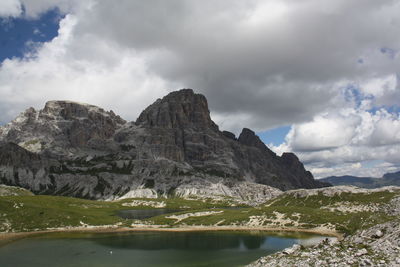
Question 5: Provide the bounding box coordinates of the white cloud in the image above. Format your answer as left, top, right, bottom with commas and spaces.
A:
0, 14, 174, 122
310, 161, 397, 179
244, 1, 289, 26
1, 0, 400, 126
35, 0, 400, 131
360, 75, 397, 98
289, 112, 360, 151
271, 103, 400, 177
0, 0, 21, 17
369, 111, 400, 146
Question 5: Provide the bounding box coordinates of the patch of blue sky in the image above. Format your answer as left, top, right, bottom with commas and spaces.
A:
257, 125, 291, 146
368, 105, 400, 115
342, 83, 372, 108
385, 105, 400, 113
0, 8, 63, 62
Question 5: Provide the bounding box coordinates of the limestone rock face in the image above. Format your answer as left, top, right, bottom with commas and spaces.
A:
0, 100, 126, 156
0, 142, 42, 167
0, 89, 328, 200
238, 128, 269, 151
41, 100, 126, 147
136, 89, 218, 130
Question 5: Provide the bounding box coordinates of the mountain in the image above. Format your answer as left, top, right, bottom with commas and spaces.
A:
0, 89, 328, 200
319, 171, 400, 188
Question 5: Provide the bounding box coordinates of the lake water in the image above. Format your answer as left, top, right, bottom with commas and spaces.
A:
0, 231, 330, 267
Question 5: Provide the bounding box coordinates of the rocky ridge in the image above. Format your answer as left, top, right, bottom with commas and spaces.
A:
0, 100, 126, 156
0, 89, 328, 201
247, 187, 400, 267
247, 220, 400, 267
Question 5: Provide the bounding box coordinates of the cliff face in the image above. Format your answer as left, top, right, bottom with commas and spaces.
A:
0, 100, 125, 157
136, 89, 218, 130
0, 89, 328, 200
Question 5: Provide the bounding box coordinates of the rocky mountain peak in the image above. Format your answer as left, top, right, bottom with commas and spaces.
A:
238, 128, 258, 145
40, 100, 125, 124
238, 128, 275, 156
136, 89, 218, 130
43, 100, 91, 118
281, 152, 300, 164
222, 131, 236, 140
0, 100, 126, 154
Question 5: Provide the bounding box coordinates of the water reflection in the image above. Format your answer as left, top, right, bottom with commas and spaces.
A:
92, 232, 290, 251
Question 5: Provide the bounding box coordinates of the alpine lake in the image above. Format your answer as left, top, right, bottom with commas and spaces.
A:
0, 209, 334, 267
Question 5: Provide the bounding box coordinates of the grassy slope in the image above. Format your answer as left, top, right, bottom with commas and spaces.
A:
0, 190, 398, 235
0, 196, 124, 231
0, 195, 242, 232
148, 191, 399, 235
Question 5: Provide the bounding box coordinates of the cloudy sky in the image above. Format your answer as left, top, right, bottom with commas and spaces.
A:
0, 0, 399, 178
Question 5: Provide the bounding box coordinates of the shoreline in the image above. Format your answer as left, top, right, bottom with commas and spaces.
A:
0, 225, 343, 244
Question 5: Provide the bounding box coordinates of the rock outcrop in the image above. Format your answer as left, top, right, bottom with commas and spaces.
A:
247, 186, 400, 266
0, 184, 34, 196
247, 220, 400, 267
0, 100, 125, 156
0, 89, 328, 200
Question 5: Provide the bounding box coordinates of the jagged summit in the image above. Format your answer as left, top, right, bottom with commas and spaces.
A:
136, 89, 218, 130
0, 100, 126, 154
0, 89, 329, 200
238, 128, 276, 155
41, 100, 125, 123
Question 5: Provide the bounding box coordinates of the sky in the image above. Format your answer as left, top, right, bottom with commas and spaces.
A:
0, 0, 399, 178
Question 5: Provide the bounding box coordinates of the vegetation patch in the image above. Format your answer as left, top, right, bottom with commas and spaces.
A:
0, 189, 398, 236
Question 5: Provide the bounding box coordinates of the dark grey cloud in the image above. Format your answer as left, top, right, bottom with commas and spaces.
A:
60, 0, 400, 131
